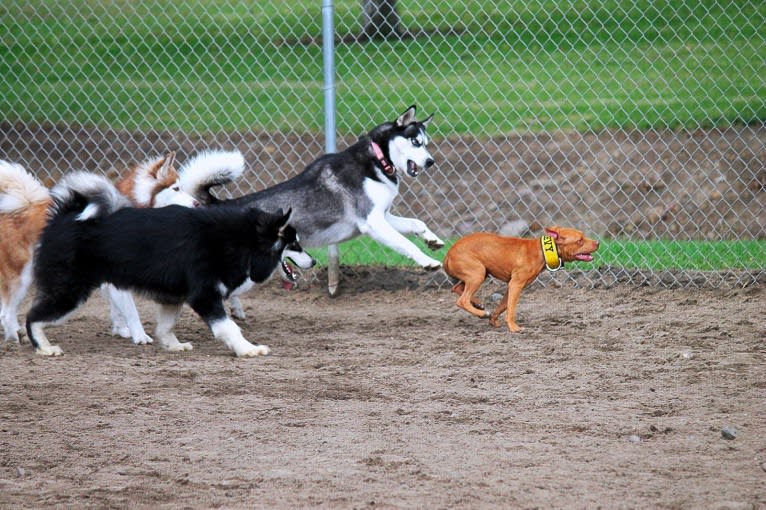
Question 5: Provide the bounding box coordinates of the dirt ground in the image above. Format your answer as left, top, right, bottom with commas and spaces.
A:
1, 271, 764, 509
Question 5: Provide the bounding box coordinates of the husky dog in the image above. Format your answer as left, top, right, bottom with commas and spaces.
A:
183, 105, 444, 271
26, 172, 304, 357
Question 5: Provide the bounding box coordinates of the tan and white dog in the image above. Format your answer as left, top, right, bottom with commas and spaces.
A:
0, 150, 245, 344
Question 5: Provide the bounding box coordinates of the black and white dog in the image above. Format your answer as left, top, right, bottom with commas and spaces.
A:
26, 172, 311, 357
182, 105, 444, 270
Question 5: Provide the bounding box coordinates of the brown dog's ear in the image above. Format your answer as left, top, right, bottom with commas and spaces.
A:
544, 226, 560, 239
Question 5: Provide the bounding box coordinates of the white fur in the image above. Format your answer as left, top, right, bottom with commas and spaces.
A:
361, 178, 442, 269
0, 160, 49, 213
51, 172, 131, 217
178, 150, 245, 197
130, 157, 167, 206
210, 317, 269, 357
283, 247, 315, 269
153, 185, 197, 208
1, 260, 34, 342
154, 304, 192, 352
101, 286, 153, 344
30, 322, 63, 356
388, 127, 432, 176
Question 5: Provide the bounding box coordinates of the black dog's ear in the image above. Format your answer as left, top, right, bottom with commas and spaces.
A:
277, 207, 292, 234
421, 112, 434, 129
396, 105, 417, 126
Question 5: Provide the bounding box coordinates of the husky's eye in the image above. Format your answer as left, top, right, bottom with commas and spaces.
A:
172, 186, 180, 191
410, 138, 422, 148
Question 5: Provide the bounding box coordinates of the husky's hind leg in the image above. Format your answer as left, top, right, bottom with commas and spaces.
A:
25, 288, 89, 356
104, 284, 153, 344
155, 303, 192, 352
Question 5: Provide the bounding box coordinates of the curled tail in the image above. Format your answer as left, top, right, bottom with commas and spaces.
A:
178, 150, 245, 204
50, 171, 130, 221
0, 160, 50, 213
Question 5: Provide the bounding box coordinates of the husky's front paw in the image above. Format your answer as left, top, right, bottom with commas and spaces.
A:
421, 258, 442, 271
237, 344, 270, 357
3, 328, 22, 343
165, 341, 193, 352
230, 307, 246, 320
111, 324, 131, 339
131, 333, 154, 345
425, 237, 445, 250
36, 345, 63, 356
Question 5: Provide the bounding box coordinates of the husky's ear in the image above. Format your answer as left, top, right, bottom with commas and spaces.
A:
421, 112, 434, 129
157, 151, 176, 180
396, 105, 417, 126
277, 207, 293, 234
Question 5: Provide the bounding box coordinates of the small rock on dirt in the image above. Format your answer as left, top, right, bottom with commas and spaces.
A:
721, 426, 737, 440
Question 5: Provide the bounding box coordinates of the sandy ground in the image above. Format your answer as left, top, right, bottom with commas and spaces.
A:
1, 273, 764, 509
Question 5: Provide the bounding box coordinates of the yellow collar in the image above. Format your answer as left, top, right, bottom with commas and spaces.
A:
540, 235, 562, 271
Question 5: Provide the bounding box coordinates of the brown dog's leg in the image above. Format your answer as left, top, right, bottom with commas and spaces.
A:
451, 281, 484, 310
504, 280, 528, 332
455, 277, 490, 319
489, 287, 508, 327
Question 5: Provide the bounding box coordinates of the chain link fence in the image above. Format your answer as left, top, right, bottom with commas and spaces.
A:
2, 1, 764, 288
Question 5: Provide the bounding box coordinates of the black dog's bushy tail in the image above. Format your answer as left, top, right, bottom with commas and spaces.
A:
49, 171, 130, 221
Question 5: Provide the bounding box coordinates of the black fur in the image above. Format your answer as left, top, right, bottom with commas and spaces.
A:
26, 201, 294, 349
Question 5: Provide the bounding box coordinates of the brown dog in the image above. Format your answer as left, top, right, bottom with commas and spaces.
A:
443, 226, 599, 332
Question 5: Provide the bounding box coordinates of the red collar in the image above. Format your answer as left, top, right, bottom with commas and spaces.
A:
370, 141, 395, 176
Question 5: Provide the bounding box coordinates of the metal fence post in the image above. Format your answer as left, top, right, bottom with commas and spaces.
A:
322, 0, 340, 296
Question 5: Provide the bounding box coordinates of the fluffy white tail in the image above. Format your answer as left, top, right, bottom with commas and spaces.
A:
178, 150, 245, 202
0, 160, 50, 213
50, 171, 131, 221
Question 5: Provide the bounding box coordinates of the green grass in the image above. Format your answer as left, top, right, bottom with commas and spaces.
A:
1, 0, 764, 135
308, 237, 766, 271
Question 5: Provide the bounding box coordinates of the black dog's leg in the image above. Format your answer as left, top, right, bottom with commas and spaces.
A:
25, 290, 90, 356
188, 291, 269, 357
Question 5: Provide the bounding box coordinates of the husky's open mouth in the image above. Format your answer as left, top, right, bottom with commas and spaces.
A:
281, 260, 297, 282
406, 160, 419, 177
